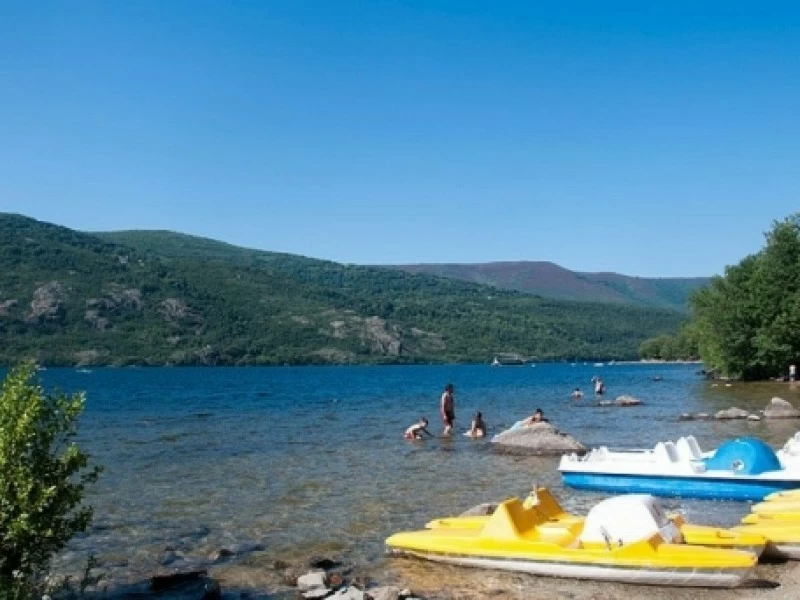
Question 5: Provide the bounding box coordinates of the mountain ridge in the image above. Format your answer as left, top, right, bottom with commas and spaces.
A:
0, 213, 686, 366
390, 261, 708, 311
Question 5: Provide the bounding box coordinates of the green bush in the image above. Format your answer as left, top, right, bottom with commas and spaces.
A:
0, 363, 100, 599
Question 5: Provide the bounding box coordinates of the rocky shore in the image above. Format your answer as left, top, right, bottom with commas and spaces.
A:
680, 397, 800, 422
54, 548, 428, 600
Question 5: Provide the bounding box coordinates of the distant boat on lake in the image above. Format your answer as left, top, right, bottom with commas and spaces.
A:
492, 355, 526, 366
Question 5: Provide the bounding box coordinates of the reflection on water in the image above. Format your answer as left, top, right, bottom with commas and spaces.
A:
23, 365, 800, 598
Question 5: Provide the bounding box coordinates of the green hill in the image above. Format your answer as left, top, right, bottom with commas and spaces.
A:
392, 262, 708, 312
0, 214, 686, 366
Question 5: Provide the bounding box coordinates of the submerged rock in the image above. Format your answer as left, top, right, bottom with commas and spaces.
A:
679, 412, 711, 421
150, 569, 208, 591
491, 422, 586, 456
764, 397, 800, 419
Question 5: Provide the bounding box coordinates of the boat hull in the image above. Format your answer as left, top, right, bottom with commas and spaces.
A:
389, 549, 750, 587
561, 472, 800, 501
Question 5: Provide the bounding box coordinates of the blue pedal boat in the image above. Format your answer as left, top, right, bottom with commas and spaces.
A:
558, 436, 800, 501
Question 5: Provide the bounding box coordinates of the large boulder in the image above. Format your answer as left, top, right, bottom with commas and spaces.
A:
715, 407, 750, 420
764, 397, 800, 419
491, 422, 586, 456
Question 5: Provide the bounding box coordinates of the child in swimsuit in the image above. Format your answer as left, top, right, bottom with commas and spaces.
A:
466, 411, 486, 438
404, 418, 432, 440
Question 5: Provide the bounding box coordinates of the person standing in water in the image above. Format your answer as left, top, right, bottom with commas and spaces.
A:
440, 383, 455, 435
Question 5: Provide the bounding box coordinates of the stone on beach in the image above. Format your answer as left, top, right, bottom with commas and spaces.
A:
491, 422, 586, 455
330, 586, 368, 600
764, 397, 800, 419
297, 570, 328, 592
367, 586, 402, 600
304, 586, 333, 599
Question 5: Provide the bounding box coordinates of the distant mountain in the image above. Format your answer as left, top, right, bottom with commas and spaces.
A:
391, 262, 709, 312
0, 214, 686, 366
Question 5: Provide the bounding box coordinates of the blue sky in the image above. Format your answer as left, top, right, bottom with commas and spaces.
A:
1, 1, 798, 277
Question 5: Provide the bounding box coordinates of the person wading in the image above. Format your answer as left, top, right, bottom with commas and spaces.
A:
440, 383, 455, 436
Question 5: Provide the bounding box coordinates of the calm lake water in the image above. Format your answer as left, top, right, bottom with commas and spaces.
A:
20, 364, 800, 598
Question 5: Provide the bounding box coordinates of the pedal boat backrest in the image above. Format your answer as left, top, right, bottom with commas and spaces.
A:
653, 441, 679, 464
478, 497, 549, 540
676, 436, 703, 461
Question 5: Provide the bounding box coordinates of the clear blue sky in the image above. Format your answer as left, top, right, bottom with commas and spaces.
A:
1, 1, 798, 277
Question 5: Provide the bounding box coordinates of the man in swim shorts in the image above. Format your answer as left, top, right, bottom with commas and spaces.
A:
440, 383, 455, 435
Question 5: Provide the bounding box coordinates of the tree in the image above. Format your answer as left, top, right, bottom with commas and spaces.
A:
691, 214, 800, 379
0, 363, 101, 598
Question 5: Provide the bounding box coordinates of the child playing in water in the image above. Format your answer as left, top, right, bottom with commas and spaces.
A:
404, 418, 433, 440
465, 411, 486, 438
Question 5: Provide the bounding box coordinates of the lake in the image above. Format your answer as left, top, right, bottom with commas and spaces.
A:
22, 363, 800, 598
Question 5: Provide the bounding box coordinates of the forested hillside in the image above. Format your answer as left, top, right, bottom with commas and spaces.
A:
0, 214, 685, 366
393, 262, 708, 312
639, 213, 800, 379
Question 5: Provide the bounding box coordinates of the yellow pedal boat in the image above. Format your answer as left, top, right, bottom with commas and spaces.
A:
426, 487, 766, 556
741, 510, 800, 525
764, 488, 800, 502
732, 520, 800, 559
750, 499, 800, 515
386, 493, 757, 587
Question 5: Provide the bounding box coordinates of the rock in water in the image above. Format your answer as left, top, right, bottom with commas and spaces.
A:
614, 395, 642, 406
459, 503, 496, 517
715, 407, 749, 420
678, 412, 711, 421
764, 397, 800, 419
491, 422, 586, 456
150, 569, 208, 591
